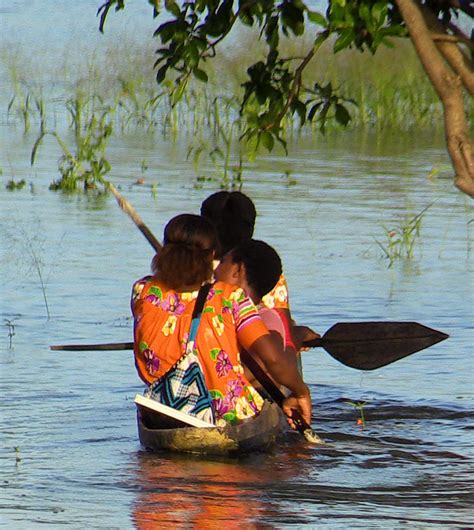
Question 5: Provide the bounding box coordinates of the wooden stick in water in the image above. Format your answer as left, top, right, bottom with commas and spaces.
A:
107, 182, 162, 252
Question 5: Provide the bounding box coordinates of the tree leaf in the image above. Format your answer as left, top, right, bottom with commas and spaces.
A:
372, 1, 388, 26
193, 68, 208, 82
260, 131, 275, 152
307, 10, 327, 27
156, 64, 169, 84
335, 103, 351, 126
334, 29, 355, 53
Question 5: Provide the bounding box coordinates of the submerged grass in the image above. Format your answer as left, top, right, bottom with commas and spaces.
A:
1, 33, 457, 133
375, 204, 433, 267
3, 32, 471, 189
4, 318, 17, 349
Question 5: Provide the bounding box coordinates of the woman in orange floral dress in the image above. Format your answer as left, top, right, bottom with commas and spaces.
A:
131, 213, 311, 428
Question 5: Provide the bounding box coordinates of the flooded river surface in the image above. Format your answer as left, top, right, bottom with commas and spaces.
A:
1, 2, 473, 528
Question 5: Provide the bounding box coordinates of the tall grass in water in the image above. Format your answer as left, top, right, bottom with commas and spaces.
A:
2, 34, 458, 134
4, 33, 471, 189
308, 39, 447, 130
31, 93, 115, 192
375, 204, 433, 267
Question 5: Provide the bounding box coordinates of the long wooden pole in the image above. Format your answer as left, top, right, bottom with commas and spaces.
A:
107, 182, 162, 252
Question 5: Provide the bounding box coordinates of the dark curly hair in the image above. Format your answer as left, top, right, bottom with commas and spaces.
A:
152, 214, 218, 289
230, 239, 282, 300
200, 191, 257, 258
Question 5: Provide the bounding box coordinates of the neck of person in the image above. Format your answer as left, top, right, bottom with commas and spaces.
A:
155, 275, 206, 293
242, 282, 261, 306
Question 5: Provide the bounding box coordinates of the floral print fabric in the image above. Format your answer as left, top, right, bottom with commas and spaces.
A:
131, 277, 269, 425
261, 273, 289, 310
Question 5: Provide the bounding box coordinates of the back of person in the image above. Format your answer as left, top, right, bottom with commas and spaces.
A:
131, 213, 312, 429
132, 276, 267, 424
215, 238, 294, 357
201, 191, 291, 312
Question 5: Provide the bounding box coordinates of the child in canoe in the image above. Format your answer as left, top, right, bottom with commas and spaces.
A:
214, 238, 297, 390
131, 213, 311, 429
200, 190, 320, 351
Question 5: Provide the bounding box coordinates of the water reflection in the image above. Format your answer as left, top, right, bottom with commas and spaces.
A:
131, 438, 315, 528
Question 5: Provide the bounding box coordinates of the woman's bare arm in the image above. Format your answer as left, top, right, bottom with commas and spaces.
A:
248, 334, 312, 425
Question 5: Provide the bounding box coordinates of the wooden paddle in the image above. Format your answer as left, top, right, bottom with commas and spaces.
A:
302, 321, 449, 370
50, 321, 448, 370
106, 182, 162, 252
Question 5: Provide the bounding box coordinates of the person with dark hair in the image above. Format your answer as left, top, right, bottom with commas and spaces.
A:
200, 191, 257, 258
215, 239, 297, 389
201, 191, 319, 350
131, 213, 311, 428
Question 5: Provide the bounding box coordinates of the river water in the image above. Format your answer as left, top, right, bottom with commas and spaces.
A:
1, 2, 474, 528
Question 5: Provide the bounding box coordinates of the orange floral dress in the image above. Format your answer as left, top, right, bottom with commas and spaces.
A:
261, 273, 289, 309
131, 277, 270, 425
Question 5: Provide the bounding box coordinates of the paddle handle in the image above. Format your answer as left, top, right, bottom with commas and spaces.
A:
302, 338, 324, 348
50, 342, 134, 351
107, 183, 162, 253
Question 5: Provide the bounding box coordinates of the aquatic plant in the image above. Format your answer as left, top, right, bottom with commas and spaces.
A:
6, 68, 47, 134
4, 318, 17, 349
187, 94, 245, 190
31, 95, 114, 192
282, 170, 297, 187
375, 204, 432, 267
345, 400, 367, 427
5, 179, 26, 191
9, 225, 52, 320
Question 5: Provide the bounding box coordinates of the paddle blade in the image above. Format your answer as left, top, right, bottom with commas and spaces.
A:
317, 322, 449, 370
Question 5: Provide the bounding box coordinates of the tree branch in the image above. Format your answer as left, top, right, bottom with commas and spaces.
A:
424, 8, 474, 95
395, 0, 474, 197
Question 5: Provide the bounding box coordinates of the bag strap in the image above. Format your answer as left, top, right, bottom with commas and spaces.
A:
188, 283, 212, 342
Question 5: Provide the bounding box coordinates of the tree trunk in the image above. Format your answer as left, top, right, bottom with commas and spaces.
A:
395, 0, 474, 197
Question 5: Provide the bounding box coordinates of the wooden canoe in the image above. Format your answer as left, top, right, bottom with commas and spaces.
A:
136, 400, 286, 456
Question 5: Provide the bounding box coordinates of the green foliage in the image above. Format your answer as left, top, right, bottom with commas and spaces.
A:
8, 90, 46, 134
99, 0, 409, 156
187, 94, 245, 189
327, 0, 406, 53
4, 318, 17, 349
345, 400, 368, 427
6, 179, 27, 191
306, 82, 357, 133
31, 95, 114, 193
375, 204, 432, 267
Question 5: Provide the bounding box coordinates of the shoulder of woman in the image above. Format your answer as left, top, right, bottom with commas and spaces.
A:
212, 281, 247, 301
132, 275, 153, 296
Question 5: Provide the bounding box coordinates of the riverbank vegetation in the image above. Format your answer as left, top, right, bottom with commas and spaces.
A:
97, 0, 473, 197
3, 34, 461, 193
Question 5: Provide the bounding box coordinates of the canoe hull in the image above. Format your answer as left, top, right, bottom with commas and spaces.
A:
136, 400, 285, 456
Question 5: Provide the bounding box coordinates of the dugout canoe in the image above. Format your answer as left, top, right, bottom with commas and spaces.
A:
136, 399, 286, 456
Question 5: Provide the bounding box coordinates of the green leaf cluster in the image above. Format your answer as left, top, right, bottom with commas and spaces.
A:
328, 0, 406, 54
31, 95, 114, 193
97, 0, 436, 157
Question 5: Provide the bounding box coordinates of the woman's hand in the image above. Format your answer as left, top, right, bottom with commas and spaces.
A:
282, 385, 312, 429
292, 325, 320, 352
